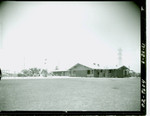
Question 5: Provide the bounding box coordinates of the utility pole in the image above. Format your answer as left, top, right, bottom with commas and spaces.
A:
44, 58, 47, 69
44, 58, 47, 77
23, 56, 25, 69
118, 48, 122, 66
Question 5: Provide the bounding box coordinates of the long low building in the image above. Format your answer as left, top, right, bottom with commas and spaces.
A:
51, 70, 69, 76
51, 63, 130, 78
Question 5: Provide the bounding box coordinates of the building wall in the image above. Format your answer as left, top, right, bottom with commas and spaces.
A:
101, 67, 129, 78
93, 70, 99, 77
116, 69, 123, 77
53, 71, 68, 76
107, 69, 116, 77
69, 63, 93, 77
53, 64, 130, 78
99, 70, 105, 77
115, 67, 129, 78
97, 69, 129, 78
111, 69, 118, 77
69, 70, 88, 77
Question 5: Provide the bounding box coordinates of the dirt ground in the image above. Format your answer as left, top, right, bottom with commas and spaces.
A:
0, 77, 140, 111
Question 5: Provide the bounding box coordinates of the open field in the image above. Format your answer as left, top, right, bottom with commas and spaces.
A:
0, 77, 140, 111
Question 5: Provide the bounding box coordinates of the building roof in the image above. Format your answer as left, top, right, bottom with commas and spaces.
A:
50, 69, 67, 72
81, 63, 102, 69
68, 63, 128, 70
51, 63, 129, 72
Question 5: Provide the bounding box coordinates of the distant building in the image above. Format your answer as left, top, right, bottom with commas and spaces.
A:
51, 63, 130, 78
51, 70, 69, 76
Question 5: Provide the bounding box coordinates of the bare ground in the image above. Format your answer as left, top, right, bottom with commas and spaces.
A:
0, 77, 140, 111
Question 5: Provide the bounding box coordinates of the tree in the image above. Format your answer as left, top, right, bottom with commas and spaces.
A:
20, 68, 41, 77
21, 69, 30, 77
17, 73, 25, 77
29, 68, 41, 77
41, 69, 48, 77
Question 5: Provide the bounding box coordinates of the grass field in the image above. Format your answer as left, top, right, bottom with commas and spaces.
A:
0, 77, 140, 111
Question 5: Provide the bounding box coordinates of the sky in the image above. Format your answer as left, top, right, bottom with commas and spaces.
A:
0, 1, 140, 73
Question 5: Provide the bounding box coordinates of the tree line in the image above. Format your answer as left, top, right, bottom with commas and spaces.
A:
18, 68, 48, 77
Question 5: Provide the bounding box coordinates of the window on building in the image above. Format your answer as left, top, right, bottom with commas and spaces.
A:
87, 70, 90, 74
